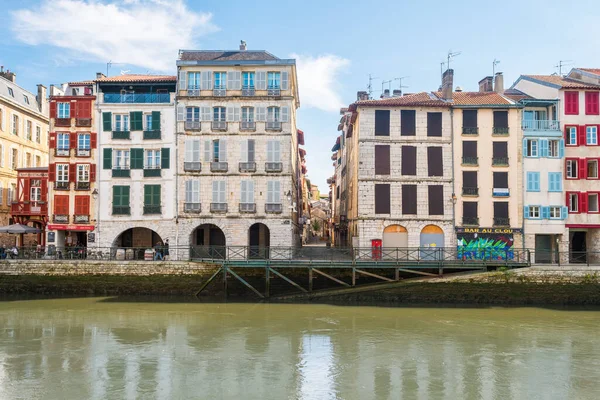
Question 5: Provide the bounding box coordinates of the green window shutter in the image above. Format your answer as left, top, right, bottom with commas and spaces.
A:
123, 186, 130, 206
113, 186, 121, 206
144, 185, 151, 206
130, 111, 142, 131
144, 185, 160, 206
153, 185, 161, 206
152, 111, 161, 130
131, 148, 143, 169
103, 112, 112, 131
103, 148, 112, 169
161, 148, 170, 169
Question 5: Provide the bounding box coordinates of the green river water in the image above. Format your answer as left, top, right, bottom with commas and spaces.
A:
0, 297, 599, 400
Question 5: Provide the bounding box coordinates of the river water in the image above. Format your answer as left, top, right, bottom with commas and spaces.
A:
0, 298, 599, 400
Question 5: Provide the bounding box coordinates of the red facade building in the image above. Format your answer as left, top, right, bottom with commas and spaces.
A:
10, 167, 48, 245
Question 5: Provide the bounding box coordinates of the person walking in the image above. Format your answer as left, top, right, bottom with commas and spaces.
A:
164, 239, 170, 261
153, 241, 164, 261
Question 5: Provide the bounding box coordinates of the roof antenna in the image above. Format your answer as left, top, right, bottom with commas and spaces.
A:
367, 74, 379, 99
394, 76, 409, 92
381, 79, 392, 95
493, 59, 500, 76
555, 60, 573, 76
447, 50, 461, 71
106, 60, 125, 76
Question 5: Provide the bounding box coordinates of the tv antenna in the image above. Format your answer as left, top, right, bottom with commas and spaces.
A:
493, 59, 500, 76
440, 61, 447, 78
447, 50, 461, 70
381, 79, 392, 94
394, 76, 409, 91
106, 60, 126, 76
555, 60, 573, 76
367, 74, 379, 98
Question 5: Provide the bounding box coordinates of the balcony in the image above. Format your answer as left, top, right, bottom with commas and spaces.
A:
11, 202, 47, 216
54, 181, 70, 190
112, 131, 130, 140
492, 188, 510, 197
211, 162, 228, 172
267, 87, 281, 96
185, 121, 201, 131
462, 127, 478, 135
53, 214, 69, 223
76, 181, 90, 190
187, 88, 200, 96
55, 148, 70, 157
143, 205, 161, 215
143, 130, 161, 140
77, 147, 91, 157
462, 187, 479, 196
184, 203, 201, 213
462, 156, 478, 166
103, 93, 171, 103
492, 157, 509, 166
76, 118, 92, 127
212, 121, 227, 131
73, 214, 89, 224
493, 217, 510, 227
143, 168, 161, 177
240, 121, 256, 131
213, 86, 227, 97
242, 87, 255, 96
183, 162, 201, 172
239, 162, 256, 172
266, 121, 282, 131
239, 203, 256, 213
265, 203, 283, 213
55, 118, 71, 127
522, 119, 560, 131
210, 203, 228, 213
112, 206, 130, 215
112, 168, 130, 178
462, 217, 479, 226
492, 127, 509, 135
265, 162, 283, 172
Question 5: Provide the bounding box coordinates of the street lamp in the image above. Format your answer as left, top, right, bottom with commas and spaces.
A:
286, 190, 292, 202
92, 188, 98, 200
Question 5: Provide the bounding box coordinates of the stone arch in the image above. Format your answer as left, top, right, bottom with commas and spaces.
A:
420, 224, 444, 248
112, 227, 163, 260
190, 223, 226, 259
249, 222, 270, 259
382, 224, 408, 248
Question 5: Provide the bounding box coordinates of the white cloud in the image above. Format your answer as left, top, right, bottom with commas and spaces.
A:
291, 53, 350, 113
11, 0, 218, 72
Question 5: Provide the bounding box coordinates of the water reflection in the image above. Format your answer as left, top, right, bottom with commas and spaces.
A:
0, 299, 599, 399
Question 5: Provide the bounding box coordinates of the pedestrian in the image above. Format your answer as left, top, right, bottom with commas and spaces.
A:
9, 246, 18, 259
153, 241, 164, 261
164, 239, 170, 261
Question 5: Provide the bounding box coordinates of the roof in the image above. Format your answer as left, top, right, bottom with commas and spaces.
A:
179, 50, 279, 62
520, 75, 600, 89
0, 75, 45, 117
16, 167, 48, 172
354, 92, 450, 108
434, 91, 516, 106
499, 88, 532, 102
578, 68, 600, 75
68, 80, 93, 86
95, 74, 176, 83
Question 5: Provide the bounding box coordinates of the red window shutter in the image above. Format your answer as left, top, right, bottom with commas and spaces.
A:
49, 132, 56, 149
54, 195, 69, 214
77, 196, 90, 215
90, 164, 96, 181
49, 101, 56, 119
69, 164, 76, 182
41, 179, 47, 202
565, 91, 579, 115
586, 92, 599, 115
69, 133, 77, 149
90, 132, 97, 148
23, 179, 30, 202
580, 192, 588, 213
80, 101, 92, 118
48, 163, 56, 182
578, 158, 587, 179
578, 125, 586, 146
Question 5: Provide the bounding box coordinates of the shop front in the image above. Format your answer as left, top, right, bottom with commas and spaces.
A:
456, 227, 521, 261
47, 223, 95, 255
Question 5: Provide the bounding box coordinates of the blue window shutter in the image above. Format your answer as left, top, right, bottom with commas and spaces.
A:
559, 139, 565, 158
557, 173, 562, 191
535, 173, 540, 191
526, 172, 532, 191
561, 206, 569, 220
549, 172, 555, 191
542, 206, 550, 219
523, 139, 528, 157
524, 205, 530, 219
540, 139, 548, 157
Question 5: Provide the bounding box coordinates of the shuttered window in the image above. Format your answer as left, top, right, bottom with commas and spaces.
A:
212, 181, 226, 203
144, 185, 161, 206
427, 112, 442, 137
374, 184, 390, 214
463, 171, 478, 189
493, 172, 509, 189
185, 139, 201, 162
400, 110, 416, 136
586, 92, 599, 115
463, 202, 478, 219
493, 111, 508, 128
548, 172, 562, 192
402, 185, 417, 215
401, 146, 416, 175
241, 180, 255, 203
112, 186, 130, 208
374, 110, 390, 136
241, 139, 255, 162
493, 142, 508, 158
267, 181, 280, 204
462, 110, 478, 128
427, 147, 443, 177
74, 195, 90, 215
493, 202, 509, 218
130, 111, 143, 131
526, 172, 540, 191
428, 185, 444, 215
53, 195, 69, 214
267, 140, 281, 162
185, 180, 200, 203
565, 91, 579, 115
374, 145, 390, 175
462, 141, 477, 157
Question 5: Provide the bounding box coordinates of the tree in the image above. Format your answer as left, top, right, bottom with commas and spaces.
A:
311, 219, 321, 233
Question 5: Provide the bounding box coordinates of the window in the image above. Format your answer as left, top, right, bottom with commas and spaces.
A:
185, 180, 200, 205
23, 95, 29, 105
493, 111, 509, 131
57, 102, 70, 119
9, 183, 16, 204
427, 147, 443, 176
57, 133, 70, 152
564, 91, 579, 115
588, 159, 599, 179
243, 72, 255, 88
528, 205, 540, 219
493, 142, 508, 164
212, 140, 220, 162
186, 107, 200, 122
213, 106, 226, 122
267, 106, 280, 122
428, 185, 444, 215
589, 193, 599, 213
35, 126, 41, 143
267, 72, 280, 89
145, 114, 153, 131
493, 202, 509, 220
114, 150, 130, 169
548, 172, 563, 192
26, 121, 32, 140
12, 114, 18, 135
548, 140, 560, 157
74, 196, 90, 216
114, 114, 130, 131
56, 164, 69, 182
0, 108, 3, 131
587, 126, 598, 145
462, 141, 478, 164
568, 192, 579, 212
25, 153, 31, 167
267, 140, 281, 162
214, 72, 227, 89
565, 126, 577, 146
566, 159, 578, 179
7, 88, 14, 97
585, 92, 599, 115
145, 150, 161, 169
493, 172, 509, 191
242, 107, 254, 122
241, 180, 255, 204
463, 202, 478, 224
375, 110, 390, 136
78, 133, 90, 150
0, 182, 3, 205
400, 110, 416, 136
402, 185, 417, 215
374, 145, 390, 175
374, 184, 390, 214
266, 181, 281, 205
77, 164, 89, 182
35, 155, 40, 167
188, 72, 201, 89
427, 112, 442, 137
11, 149, 18, 170
401, 146, 416, 175
241, 139, 255, 163
549, 206, 562, 219
53, 195, 69, 215
526, 172, 540, 191
185, 139, 201, 163
0, 144, 3, 167
143, 185, 161, 213
112, 186, 130, 215
525, 139, 538, 157
462, 110, 478, 132
30, 180, 41, 202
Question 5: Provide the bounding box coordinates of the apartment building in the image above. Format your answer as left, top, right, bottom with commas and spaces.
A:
175, 45, 301, 253
47, 81, 97, 248
95, 74, 177, 251
0, 68, 49, 246
10, 167, 48, 246
512, 68, 600, 262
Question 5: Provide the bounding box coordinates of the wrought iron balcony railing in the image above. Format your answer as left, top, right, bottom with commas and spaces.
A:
492, 157, 509, 166
267, 88, 281, 96
212, 121, 227, 131
76, 118, 92, 127
183, 162, 201, 172
462, 126, 478, 135
73, 214, 89, 224
493, 217, 510, 226
265, 203, 283, 213
54, 181, 70, 190
143, 168, 161, 177
76, 181, 90, 190
462, 156, 478, 166
143, 130, 161, 140
493, 127, 510, 135
77, 148, 90, 157
185, 121, 201, 130
55, 118, 71, 127
112, 131, 130, 140
103, 93, 171, 103
112, 206, 130, 215
143, 205, 161, 215
239, 203, 256, 213
213, 86, 227, 96
211, 162, 228, 172
53, 214, 69, 223
265, 162, 283, 172
112, 168, 130, 178
242, 87, 255, 96
210, 203, 228, 213
462, 217, 479, 226
266, 121, 282, 131
184, 203, 201, 213
55, 148, 70, 157
240, 121, 256, 130
187, 88, 200, 96
239, 162, 256, 172
462, 187, 479, 196
522, 119, 560, 131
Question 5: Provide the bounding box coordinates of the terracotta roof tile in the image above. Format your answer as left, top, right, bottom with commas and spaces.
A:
522, 75, 600, 89
68, 80, 93, 86
578, 68, 600, 75
95, 74, 176, 83
354, 92, 450, 108
433, 91, 515, 106
503, 88, 531, 102
179, 50, 279, 61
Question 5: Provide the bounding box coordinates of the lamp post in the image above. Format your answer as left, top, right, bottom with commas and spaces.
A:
92, 188, 99, 248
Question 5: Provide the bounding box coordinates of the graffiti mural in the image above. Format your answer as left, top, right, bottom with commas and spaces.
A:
456, 228, 516, 260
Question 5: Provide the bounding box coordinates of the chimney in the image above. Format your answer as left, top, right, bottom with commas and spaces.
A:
96, 72, 106, 79
36, 84, 47, 114
239, 40, 247, 51
494, 72, 504, 94
356, 91, 369, 101
455, 86, 463, 92
0, 67, 16, 83
478, 76, 493, 92
441, 69, 454, 100
392, 89, 402, 97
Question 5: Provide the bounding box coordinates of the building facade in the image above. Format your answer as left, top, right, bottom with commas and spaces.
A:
0, 68, 49, 246
10, 167, 48, 246
175, 47, 301, 254
47, 81, 97, 248
95, 74, 177, 251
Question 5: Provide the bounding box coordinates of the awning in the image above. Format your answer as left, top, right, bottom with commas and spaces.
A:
299, 148, 306, 157
331, 153, 338, 160
48, 224, 95, 231
331, 136, 341, 152
297, 129, 305, 145
0, 223, 41, 234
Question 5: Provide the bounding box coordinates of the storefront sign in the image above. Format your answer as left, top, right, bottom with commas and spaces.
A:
47, 224, 95, 231
492, 188, 510, 197
456, 227, 522, 234
47, 232, 55, 243
88, 232, 95, 243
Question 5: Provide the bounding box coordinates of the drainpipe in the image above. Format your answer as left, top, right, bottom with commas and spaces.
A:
95, 81, 101, 250
520, 108, 526, 260
450, 108, 456, 247
174, 69, 180, 258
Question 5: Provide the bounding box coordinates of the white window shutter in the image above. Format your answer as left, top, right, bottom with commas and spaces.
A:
256, 107, 266, 122
281, 71, 289, 90
185, 180, 192, 202
267, 181, 274, 203
274, 141, 281, 162
219, 181, 226, 203
177, 104, 185, 121
227, 71, 235, 90
204, 140, 211, 162
256, 72, 266, 90
241, 140, 248, 162
212, 181, 219, 203
185, 139, 192, 162
178, 70, 187, 91
267, 141, 273, 162
201, 107, 211, 122
234, 71, 242, 90
248, 180, 254, 203
281, 106, 289, 122
202, 70, 212, 90
219, 139, 227, 162
241, 181, 247, 203
193, 180, 200, 203
234, 105, 241, 121
193, 140, 200, 161
248, 139, 255, 162
274, 181, 281, 203
226, 106, 234, 122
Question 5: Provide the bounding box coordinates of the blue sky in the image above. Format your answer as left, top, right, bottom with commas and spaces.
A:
3, 0, 600, 192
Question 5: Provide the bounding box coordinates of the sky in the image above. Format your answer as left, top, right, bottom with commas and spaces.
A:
3, 0, 600, 192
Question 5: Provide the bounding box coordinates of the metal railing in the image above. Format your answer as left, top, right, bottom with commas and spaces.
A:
265, 162, 283, 172
55, 148, 70, 157
76, 181, 90, 190
266, 121, 282, 130
239, 162, 256, 172
143, 130, 161, 140
185, 121, 201, 130
77, 148, 91, 157
242, 87, 255, 96
522, 119, 560, 131
112, 168, 130, 178
211, 162, 228, 172
76, 118, 92, 127
53, 214, 69, 223
213, 87, 227, 97
267, 88, 281, 96
112, 131, 130, 140
462, 126, 478, 135
462, 156, 478, 166
112, 206, 130, 215
187, 89, 200, 97
462, 217, 479, 226
239, 203, 256, 213
184, 203, 201, 213
265, 203, 283, 213
462, 187, 479, 196
11, 202, 47, 215
55, 118, 71, 127
54, 181, 70, 190
103, 93, 171, 103
493, 127, 509, 135
212, 121, 227, 131
493, 217, 510, 226
240, 121, 256, 130
143, 168, 161, 177
492, 157, 509, 166
184, 162, 201, 172
73, 214, 89, 223
143, 205, 161, 215
210, 203, 228, 212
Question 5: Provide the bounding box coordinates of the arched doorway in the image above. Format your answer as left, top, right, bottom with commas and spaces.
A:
382, 225, 408, 248
113, 227, 162, 260
191, 224, 226, 259
249, 223, 270, 259
420, 225, 444, 260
